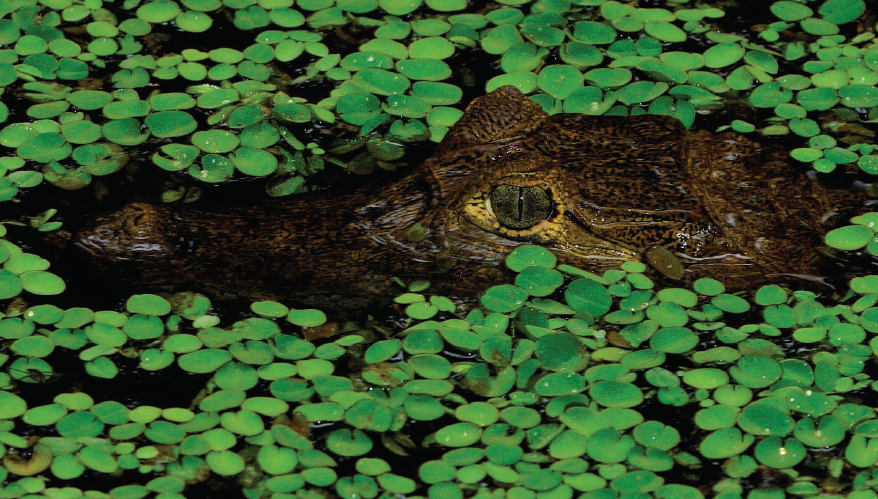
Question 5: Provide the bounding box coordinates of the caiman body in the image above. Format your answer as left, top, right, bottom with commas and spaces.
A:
75, 87, 861, 306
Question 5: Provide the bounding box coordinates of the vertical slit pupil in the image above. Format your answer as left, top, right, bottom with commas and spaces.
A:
490, 184, 551, 230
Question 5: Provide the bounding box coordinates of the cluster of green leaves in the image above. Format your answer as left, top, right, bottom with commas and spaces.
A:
469, 0, 878, 176
4, 241, 878, 497
826, 212, 878, 254
0, 226, 66, 300
0, 0, 876, 202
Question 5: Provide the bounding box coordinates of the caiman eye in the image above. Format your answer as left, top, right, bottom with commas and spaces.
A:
490, 184, 552, 229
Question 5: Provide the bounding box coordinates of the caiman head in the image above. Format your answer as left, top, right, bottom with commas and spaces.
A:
408, 85, 713, 281
405, 85, 851, 286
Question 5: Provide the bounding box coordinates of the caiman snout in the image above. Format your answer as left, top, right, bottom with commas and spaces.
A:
74, 202, 171, 264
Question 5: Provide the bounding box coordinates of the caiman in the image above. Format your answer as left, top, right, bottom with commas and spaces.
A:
73, 86, 862, 309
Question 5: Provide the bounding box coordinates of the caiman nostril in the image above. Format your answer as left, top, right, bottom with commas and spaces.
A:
40, 229, 73, 250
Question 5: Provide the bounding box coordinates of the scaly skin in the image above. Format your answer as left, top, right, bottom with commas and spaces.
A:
74, 86, 863, 307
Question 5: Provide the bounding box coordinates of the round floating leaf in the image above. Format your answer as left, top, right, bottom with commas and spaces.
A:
754, 436, 805, 468
536, 332, 588, 372
826, 225, 872, 250
682, 368, 728, 389
251, 301, 289, 317
846, 434, 878, 468
404, 330, 444, 355
632, 421, 680, 451
257, 445, 297, 475
206, 450, 245, 476
538, 65, 584, 99
456, 402, 500, 427
337, 93, 381, 125
699, 428, 754, 459
729, 356, 782, 388
506, 245, 556, 272
0, 269, 23, 299
5, 253, 50, 273
23, 404, 68, 426
57, 411, 104, 438
818, 0, 865, 24
326, 428, 373, 456
737, 404, 795, 436
20, 271, 65, 295
191, 130, 239, 153
220, 409, 264, 436
409, 37, 454, 59
481, 24, 524, 54
481, 285, 527, 313
231, 147, 277, 176
102, 119, 149, 146
127, 294, 171, 315
771, 1, 813, 21
695, 405, 739, 430
584, 68, 632, 88
711, 294, 750, 313
750, 82, 793, 108
644, 21, 686, 43
420, 460, 456, 484
589, 380, 643, 408
408, 354, 451, 379
800, 17, 840, 35
178, 349, 232, 373
17, 133, 72, 163
76, 446, 118, 474
0, 390, 27, 418
377, 473, 416, 494
794, 415, 846, 447
365, 339, 401, 364
11, 335, 55, 358
384, 94, 432, 117
650, 327, 698, 353
435, 422, 482, 447
755, 285, 788, 306
587, 428, 635, 463
287, 309, 327, 327
144, 111, 197, 138
503, 43, 550, 73
25, 304, 65, 325
703, 43, 745, 68
353, 69, 411, 96
137, 0, 180, 22
405, 393, 446, 421
515, 266, 564, 297
123, 314, 163, 340
563, 86, 615, 115
60, 120, 102, 145
565, 278, 611, 316
572, 21, 617, 44
617, 81, 668, 105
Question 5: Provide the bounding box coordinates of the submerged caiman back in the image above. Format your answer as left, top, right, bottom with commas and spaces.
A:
73, 86, 864, 307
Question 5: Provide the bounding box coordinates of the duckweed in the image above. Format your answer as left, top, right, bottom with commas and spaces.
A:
0, 0, 875, 206
2, 239, 878, 496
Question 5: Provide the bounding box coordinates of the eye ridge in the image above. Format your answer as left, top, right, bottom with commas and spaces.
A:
490, 184, 552, 229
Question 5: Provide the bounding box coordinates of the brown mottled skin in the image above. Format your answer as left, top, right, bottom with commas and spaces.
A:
74, 86, 860, 307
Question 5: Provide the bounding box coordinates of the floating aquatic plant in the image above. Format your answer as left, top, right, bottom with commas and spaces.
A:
0, 0, 875, 204
3, 239, 878, 496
